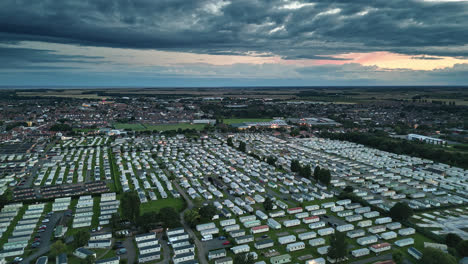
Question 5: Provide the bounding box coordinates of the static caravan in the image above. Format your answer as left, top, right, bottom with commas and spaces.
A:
305, 205, 320, 211
287, 207, 303, 214
363, 211, 380, 219
308, 221, 326, 229
317, 227, 334, 236
298, 231, 316, 240
357, 235, 378, 246
321, 202, 335, 209
408, 247, 422, 260
270, 254, 291, 264
255, 210, 268, 220
196, 222, 216, 232
395, 238, 414, 247
357, 220, 372, 228
336, 224, 354, 232
308, 238, 326, 247
234, 235, 254, 245
231, 245, 250, 254
368, 225, 386, 234
369, 243, 391, 253
283, 219, 300, 228
351, 248, 370, 258
239, 215, 256, 223
375, 217, 392, 225
243, 220, 261, 228
398, 228, 415, 236
254, 239, 274, 249
267, 218, 281, 230
310, 209, 326, 216
347, 229, 365, 238
346, 214, 363, 222
224, 224, 240, 232
269, 210, 285, 218
220, 219, 236, 227
215, 257, 233, 264
303, 216, 320, 224
331, 206, 344, 213
286, 242, 305, 252
386, 222, 402, 230
305, 258, 325, 264
229, 230, 245, 238
355, 206, 371, 214
278, 235, 296, 245
337, 210, 353, 218
336, 199, 351, 206
251, 225, 269, 234
200, 228, 219, 236
381, 231, 397, 240
295, 212, 309, 219
317, 246, 330, 255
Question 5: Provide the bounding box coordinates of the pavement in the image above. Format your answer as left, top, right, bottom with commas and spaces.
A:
21, 212, 64, 264
174, 182, 209, 264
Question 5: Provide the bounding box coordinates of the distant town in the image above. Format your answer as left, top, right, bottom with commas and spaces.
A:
0, 87, 467, 264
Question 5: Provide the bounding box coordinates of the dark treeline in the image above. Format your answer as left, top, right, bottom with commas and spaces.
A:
320, 132, 468, 169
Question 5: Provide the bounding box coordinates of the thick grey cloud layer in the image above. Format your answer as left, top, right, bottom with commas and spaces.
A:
1, 0, 468, 58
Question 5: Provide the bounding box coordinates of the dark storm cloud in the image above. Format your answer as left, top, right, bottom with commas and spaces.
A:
0, 0, 467, 58
0, 46, 105, 69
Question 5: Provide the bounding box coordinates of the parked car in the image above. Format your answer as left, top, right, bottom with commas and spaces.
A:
222, 241, 231, 245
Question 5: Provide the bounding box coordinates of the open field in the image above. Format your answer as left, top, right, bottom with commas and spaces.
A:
10, 87, 468, 104
140, 198, 186, 214
223, 118, 273, 124
145, 123, 206, 131
113, 123, 146, 131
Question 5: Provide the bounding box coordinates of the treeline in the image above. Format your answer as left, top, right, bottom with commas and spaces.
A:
290, 160, 331, 185
321, 132, 468, 169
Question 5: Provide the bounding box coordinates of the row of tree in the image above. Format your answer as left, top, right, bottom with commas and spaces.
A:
290, 160, 332, 185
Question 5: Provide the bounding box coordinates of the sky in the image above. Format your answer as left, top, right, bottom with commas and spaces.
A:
1, 0, 468, 87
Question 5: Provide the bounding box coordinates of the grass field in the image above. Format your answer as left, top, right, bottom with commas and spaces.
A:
113, 123, 146, 131
223, 118, 273, 124
140, 198, 186, 214
145, 123, 206, 131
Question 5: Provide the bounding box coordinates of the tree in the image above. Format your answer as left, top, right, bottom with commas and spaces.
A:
83, 255, 95, 264
421, 247, 457, 264
159, 207, 181, 228
263, 197, 274, 211
238, 141, 246, 152
266, 156, 277, 167
0, 190, 11, 211
184, 209, 200, 228
233, 252, 255, 264
445, 233, 462, 248
227, 137, 234, 147
199, 204, 217, 221
110, 213, 121, 229
456, 240, 468, 257
299, 164, 311, 178
73, 230, 90, 248
290, 160, 300, 172
50, 240, 67, 258
121, 191, 141, 223
327, 231, 348, 263
343, 186, 354, 193
392, 249, 404, 264
389, 202, 413, 222
137, 211, 160, 232
318, 169, 331, 185
313, 166, 321, 181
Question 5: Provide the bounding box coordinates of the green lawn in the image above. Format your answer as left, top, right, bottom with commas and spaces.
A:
145, 123, 206, 131
113, 123, 147, 131
140, 198, 186, 215
223, 118, 273, 124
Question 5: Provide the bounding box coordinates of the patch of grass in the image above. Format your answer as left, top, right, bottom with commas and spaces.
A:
113, 123, 146, 131
223, 118, 273, 124
145, 123, 206, 131
140, 198, 186, 215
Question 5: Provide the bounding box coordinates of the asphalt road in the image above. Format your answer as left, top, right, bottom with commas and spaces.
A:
21, 212, 64, 264
174, 182, 209, 264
